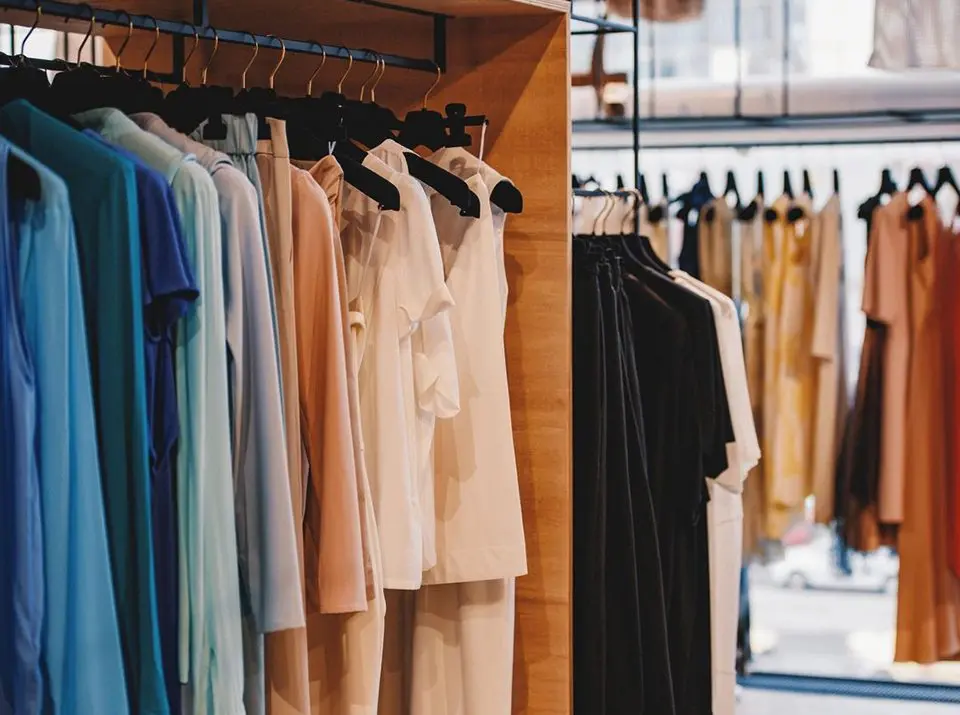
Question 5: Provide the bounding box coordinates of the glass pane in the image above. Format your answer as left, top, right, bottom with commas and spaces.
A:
571, 0, 960, 121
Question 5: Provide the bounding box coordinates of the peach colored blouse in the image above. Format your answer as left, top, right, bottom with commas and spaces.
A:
290, 166, 367, 615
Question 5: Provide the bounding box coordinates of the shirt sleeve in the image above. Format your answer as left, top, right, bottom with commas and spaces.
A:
396, 181, 455, 340
141, 179, 199, 334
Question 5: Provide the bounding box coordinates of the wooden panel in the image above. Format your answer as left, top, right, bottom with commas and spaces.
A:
432, 15, 572, 715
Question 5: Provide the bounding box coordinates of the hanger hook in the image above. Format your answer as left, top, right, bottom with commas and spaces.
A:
336, 47, 354, 94
141, 15, 160, 79
591, 192, 611, 236
422, 62, 441, 109
306, 42, 326, 97
241, 31, 258, 89
181, 22, 199, 84
621, 188, 642, 235
359, 51, 380, 102
371, 54, 385, 103
18, 0, 42, 62
267, 35, 286, 90
75, 3, 95, 66
112, 10, 133, 71
201, 27, 219, 86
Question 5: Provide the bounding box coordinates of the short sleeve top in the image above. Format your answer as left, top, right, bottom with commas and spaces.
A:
422, 148, 528, 584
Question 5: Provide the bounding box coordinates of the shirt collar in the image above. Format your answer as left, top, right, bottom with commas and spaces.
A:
131, 112, 233, 175
74, 107, 195, 184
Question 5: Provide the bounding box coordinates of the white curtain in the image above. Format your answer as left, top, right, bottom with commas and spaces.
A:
871, 0, 960, 70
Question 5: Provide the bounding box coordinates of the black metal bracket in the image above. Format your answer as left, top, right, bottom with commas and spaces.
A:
570, 14, 637, 36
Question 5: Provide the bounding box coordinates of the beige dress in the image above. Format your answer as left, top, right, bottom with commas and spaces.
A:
895, 196, 960, 664
739, 198, 767, 554
303, 157, 387, 715
698, 198, 735, 297
809, 195, 846, 523
405, 152, 524, 715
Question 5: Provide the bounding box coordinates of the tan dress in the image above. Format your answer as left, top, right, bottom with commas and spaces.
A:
739, 198, 767, 554
864, 196, 912, 526
809, 196, 846, 523
698, 198, 735, 297
895, 197, 960, 664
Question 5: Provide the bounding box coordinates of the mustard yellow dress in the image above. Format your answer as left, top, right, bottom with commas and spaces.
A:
763, 196, 817, 538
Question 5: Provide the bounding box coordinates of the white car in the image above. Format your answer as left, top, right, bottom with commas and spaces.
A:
767, 526, 899, 594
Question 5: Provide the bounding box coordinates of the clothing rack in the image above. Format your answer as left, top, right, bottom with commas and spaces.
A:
0, 0, 441, 80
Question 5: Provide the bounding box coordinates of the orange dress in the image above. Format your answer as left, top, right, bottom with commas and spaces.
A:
894, 197, 960, 664
945, 221, 960, 578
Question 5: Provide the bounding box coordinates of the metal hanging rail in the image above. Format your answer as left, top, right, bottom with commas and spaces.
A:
569, 0, 641, 198
0, 0, 442, 78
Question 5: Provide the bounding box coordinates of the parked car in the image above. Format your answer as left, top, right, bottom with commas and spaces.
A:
767, 525, 899, 593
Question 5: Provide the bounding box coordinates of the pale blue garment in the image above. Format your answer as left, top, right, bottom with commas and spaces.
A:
1, 101, 157, 715
191, 114, 281, 387
133, 113, 306, 715
9, 140, 129, 715
73, 108, 246, 715
0, 136, 42, 715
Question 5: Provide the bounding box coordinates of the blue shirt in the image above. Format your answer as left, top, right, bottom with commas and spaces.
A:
0, 136, 43, 715
89, 132, 198, 715
0, 100, 169, 715
74, 107, 246, 715
6, 137, 129, 715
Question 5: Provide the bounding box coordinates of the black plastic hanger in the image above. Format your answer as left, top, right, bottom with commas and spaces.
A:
858, 168, 898, 222
933, 165, 960, 198
285, 51, 401, 212
708, 170, 741, 221
698, 170, 713, 196
342, 56, 399, 148
648, 173, 670, 223
904, 167, 930, 221
102, 14, 165, 115
405, 152, 480, 217
232, 34, 290, 140
388, 66, 480, 218
49, 4, 109, 114
164, 28, 233, 138
0, 5, 54, 111
442, 103, 476, 148
780, 170, 805, 223
490, 181, 523, 214
782, 170, 794, 199
906, 166, 930, 193
638, 173, 650, 205
737, 170, 763, 222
